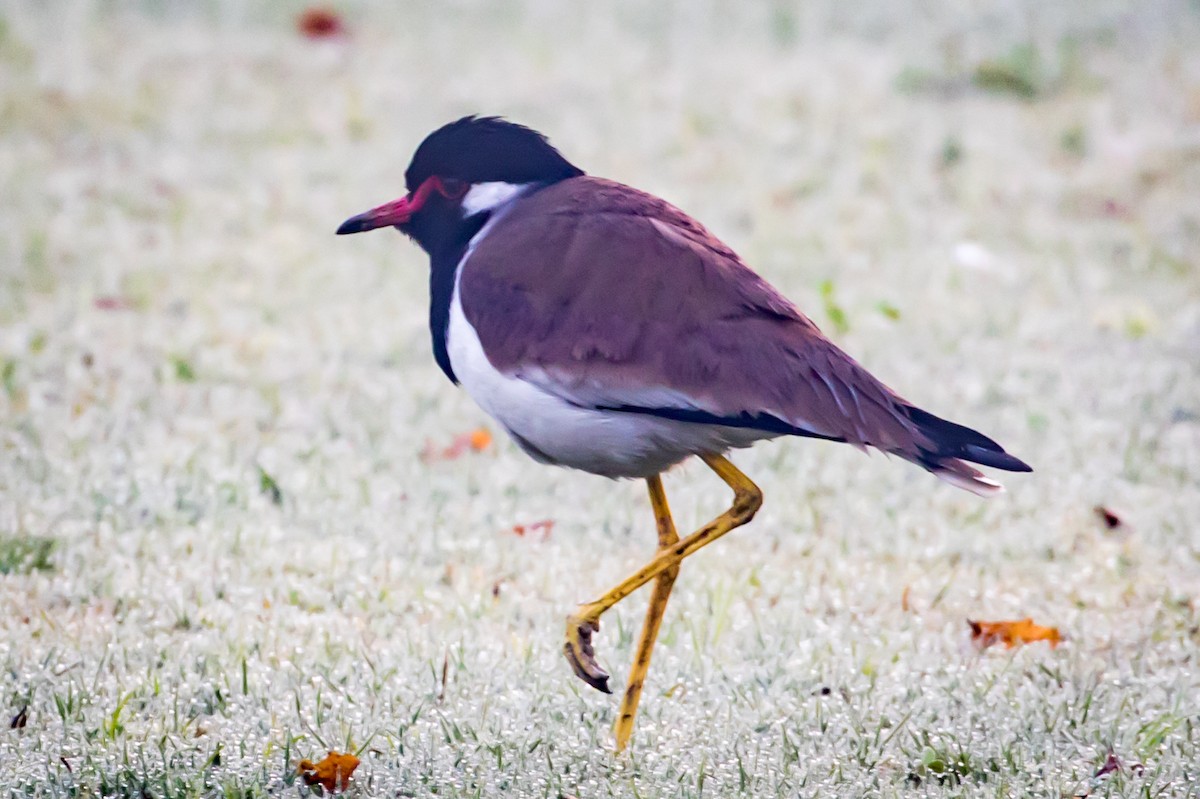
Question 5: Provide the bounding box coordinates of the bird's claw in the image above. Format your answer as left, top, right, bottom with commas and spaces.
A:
563, 612, 611, 693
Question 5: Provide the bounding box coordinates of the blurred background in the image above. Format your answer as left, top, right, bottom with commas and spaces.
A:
1, 1, 1198, 795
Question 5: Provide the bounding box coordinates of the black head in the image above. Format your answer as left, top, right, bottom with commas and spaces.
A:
336, 116, 584, 251
405, 116, 583, 191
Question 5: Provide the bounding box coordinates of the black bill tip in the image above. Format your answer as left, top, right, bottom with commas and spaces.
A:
336, 215, 370, 235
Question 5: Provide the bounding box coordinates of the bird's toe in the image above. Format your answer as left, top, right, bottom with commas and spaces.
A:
563, 614, 611, 693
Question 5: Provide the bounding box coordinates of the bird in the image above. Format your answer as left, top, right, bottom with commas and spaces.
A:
336, 115, 1031, 751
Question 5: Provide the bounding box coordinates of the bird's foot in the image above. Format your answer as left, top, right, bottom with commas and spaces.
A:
563, 607, 611, 693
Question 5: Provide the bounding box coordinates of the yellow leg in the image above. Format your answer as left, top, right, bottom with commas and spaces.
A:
562, 454, 764, 745
613, 475, 681, 752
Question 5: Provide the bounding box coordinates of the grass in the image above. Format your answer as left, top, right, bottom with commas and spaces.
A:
0, 535, 56, 575
1, 0, 1199, 796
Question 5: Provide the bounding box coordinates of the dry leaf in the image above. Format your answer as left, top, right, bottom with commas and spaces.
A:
1094, 505, 1123, 531
901, 586, 911, 613
511, 519, 555, 540
297, 751, 360, 791
1094, 750, 1120, 778
421, 427, 493, 461
968, 617, 1061, 650
1094, 749, 1144, 778
297, 8, 345, 39
94, 296, 135, 311
1101, 198, 1132, 219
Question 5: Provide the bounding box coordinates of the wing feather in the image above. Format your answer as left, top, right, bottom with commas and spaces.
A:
459, 176, 926, 453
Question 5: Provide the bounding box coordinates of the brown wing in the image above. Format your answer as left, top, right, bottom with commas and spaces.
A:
459, 176, 926, 453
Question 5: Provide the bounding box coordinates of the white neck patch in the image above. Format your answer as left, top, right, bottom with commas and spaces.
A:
461, 181, 532, 217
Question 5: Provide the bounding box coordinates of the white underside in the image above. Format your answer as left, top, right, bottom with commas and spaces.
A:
447, 278, 773, 478
446, 190, 772, 478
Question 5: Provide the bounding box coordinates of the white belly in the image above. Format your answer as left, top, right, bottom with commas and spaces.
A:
445, 276, 767, 478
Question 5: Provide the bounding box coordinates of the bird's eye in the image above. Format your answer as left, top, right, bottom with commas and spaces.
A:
438, 177, 468, 199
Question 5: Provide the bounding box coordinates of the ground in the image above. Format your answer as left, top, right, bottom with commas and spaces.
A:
1, 1, 1199, 796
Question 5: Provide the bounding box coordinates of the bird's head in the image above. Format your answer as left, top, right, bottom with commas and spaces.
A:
336, 116, 583, 251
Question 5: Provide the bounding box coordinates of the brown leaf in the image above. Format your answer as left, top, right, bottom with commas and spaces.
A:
1094, 750, 1121, 778
297, 751, 360, 791
511, 519, 555, 540
297, 8, 346, 39
968, 617, 1062, 650
1094, 505, 1123, 531
94, 296, 135, 311
1101, 198, 1133, 219
1094, 749, 1144, 778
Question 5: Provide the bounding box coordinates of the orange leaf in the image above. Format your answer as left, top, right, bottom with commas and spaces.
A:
468, 428, 493, 451
297, 751, 359, 791
968, 618, 1061, 650
421, 427, 494, 461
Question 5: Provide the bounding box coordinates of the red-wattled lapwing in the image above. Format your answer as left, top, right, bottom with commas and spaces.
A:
337, 116, 1031, 750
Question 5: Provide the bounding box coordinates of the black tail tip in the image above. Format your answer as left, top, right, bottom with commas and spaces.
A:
907, 406, 1032, 473
964, 445, 1032, 473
